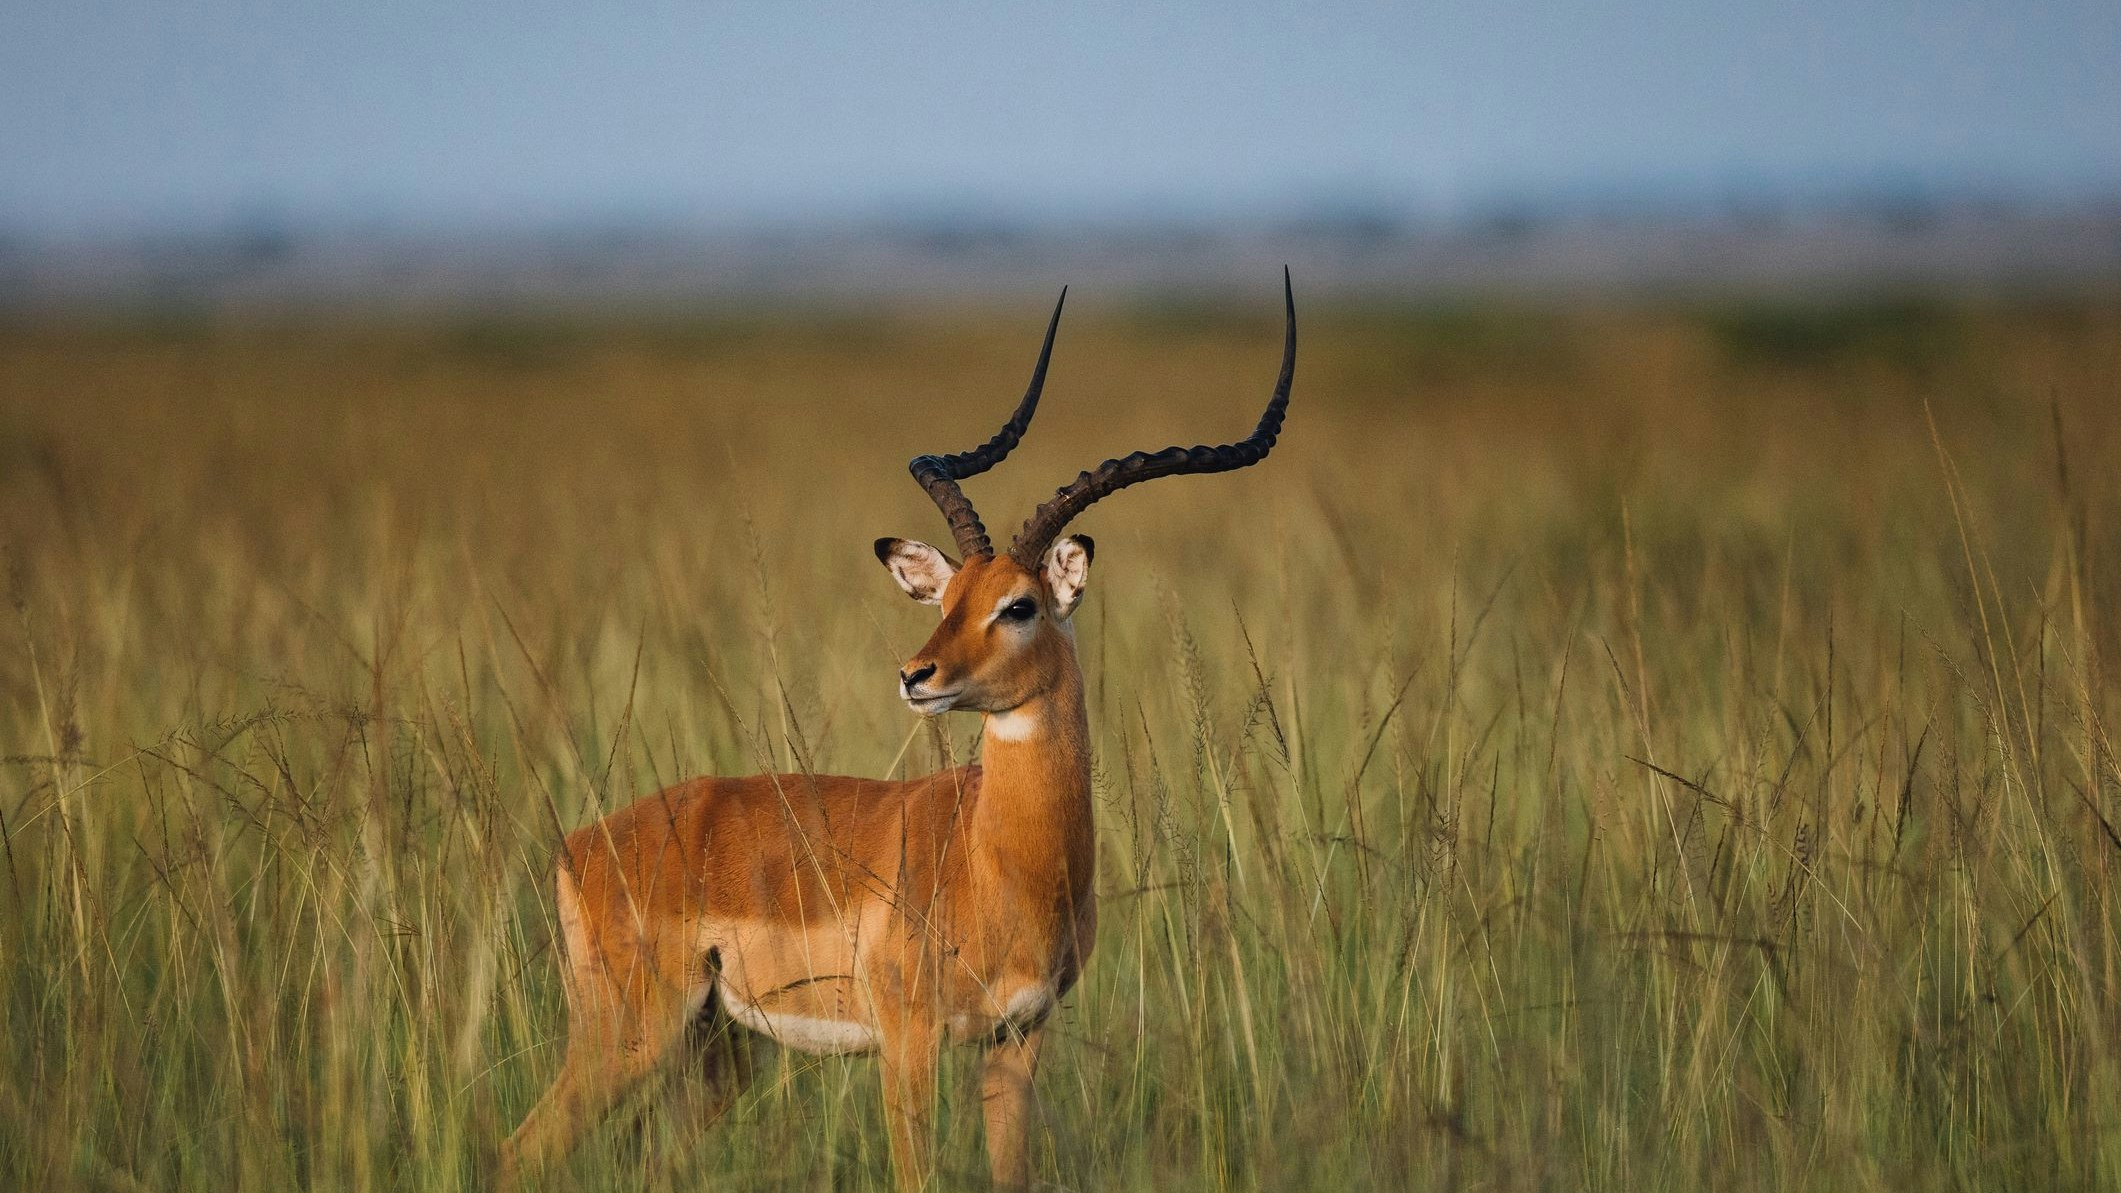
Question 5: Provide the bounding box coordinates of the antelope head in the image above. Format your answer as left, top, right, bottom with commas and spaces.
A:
877, 270, 1297, 719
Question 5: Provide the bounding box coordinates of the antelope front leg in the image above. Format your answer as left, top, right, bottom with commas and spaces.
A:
981, 1026, 1045, 1189
877, 1016, 941, 1191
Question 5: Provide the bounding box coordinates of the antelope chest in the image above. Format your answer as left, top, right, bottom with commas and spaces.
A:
946, 980, 1058, 1044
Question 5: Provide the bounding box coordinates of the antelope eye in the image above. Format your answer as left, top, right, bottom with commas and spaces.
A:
1001, 597, 1039, 622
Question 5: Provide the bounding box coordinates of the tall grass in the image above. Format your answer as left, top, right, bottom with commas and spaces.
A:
1, 297, 2118, 1190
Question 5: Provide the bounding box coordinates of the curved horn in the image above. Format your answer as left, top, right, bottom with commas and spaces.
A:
909, 288, 1067, 559
1009, 269, 1295, 566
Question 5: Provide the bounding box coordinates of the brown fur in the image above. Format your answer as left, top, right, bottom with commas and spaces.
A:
501, 551, 1096, 1190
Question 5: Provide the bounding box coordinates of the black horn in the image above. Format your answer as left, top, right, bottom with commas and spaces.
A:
1008, 269, 1295, 566
908, 288, 1067, 559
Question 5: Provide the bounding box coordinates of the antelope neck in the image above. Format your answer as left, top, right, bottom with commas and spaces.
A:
971, 654, 1094, 889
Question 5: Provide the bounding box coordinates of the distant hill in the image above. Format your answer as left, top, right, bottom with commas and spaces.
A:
4, 196, 2117, 312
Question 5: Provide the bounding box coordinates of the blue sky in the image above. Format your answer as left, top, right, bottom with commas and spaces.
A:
4, 1, 2118, 232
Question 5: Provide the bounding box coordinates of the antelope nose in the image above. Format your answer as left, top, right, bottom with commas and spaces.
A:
899, 663, 937, 691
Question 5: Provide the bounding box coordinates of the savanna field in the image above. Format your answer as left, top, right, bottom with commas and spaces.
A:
3, 293, 2120, 1191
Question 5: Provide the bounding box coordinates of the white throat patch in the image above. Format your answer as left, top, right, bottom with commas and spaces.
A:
984, 707, 1042, 742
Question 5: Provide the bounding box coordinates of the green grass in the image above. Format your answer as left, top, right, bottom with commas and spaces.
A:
2, 297, 2119, 1190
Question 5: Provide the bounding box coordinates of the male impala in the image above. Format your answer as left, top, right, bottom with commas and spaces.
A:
500, 273, 1297, 1190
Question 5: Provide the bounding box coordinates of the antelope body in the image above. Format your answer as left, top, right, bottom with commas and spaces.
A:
501, 275, 1296, 1189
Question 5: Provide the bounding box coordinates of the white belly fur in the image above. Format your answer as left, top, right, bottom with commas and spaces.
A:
720, 988, 880, 1055
718, 981, 1058, 1053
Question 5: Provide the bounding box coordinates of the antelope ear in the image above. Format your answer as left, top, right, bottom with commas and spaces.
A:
1042, 535, 1093, 619
875, 538, 958, 605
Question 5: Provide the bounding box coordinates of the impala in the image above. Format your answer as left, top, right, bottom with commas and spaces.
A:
500, 273, 1297, 1190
